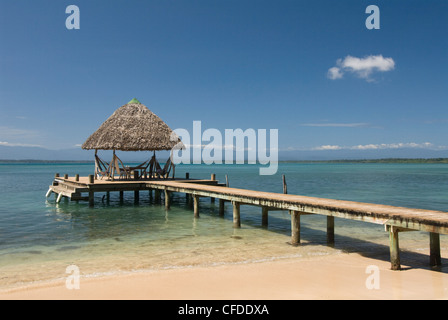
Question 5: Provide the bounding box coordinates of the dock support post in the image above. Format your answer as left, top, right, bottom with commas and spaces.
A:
46, 188, 52, 198
56, 193, 63, 203
388, 226, 401, 271
155, 189, 161, 203
232, 201, 240, 228
119, 191, 124, 202
165, 190, 171, 209
134, 190, 139, 203
210, 174, 216, 203
89, 190, 94, 207
193, 195, 199, 218
290, 210, 300, 246
262, 206, 269, 227
430, 232, 441, 267
219, 199, 225, 216
88, 175, 94, 184
327, 216, 335, 246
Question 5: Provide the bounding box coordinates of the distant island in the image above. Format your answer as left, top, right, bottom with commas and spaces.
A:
281, 158, 448, 164
1, 158, 448, 164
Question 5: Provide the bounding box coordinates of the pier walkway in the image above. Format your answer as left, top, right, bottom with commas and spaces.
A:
47, 174, 448, 271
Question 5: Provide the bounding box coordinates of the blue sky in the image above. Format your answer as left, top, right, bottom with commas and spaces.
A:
0, 0, 447, 157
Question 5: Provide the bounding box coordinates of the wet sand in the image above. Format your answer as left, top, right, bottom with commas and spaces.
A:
1, 253, 447, 300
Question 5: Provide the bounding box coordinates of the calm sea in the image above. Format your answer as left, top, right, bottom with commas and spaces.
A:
0, 162, 447, 289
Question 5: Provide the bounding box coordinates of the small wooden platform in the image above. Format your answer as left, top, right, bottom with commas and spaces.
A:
46, 174, 448, 271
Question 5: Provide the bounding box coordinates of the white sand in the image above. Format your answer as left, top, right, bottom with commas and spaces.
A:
1, 253, 447, 300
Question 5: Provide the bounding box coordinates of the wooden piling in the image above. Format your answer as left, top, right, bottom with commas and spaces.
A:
155, 189, 161, 202
134, 190, 139, 203
290, 210, 300, 246
88, 175, 94, 184
165, 190, 171, 209
64, 174, 68, 179
389, 226, 401, 271
282, 175, 287, 194
88, 190, 94, 207
193, 195, 199, 218
219, 199, 225, 216
75, 174, 79, 182
430, 232, 442, 267
262, 206, 269, 227
211, 174, 216, 203
327, 216, 335, 246
56, 193, 63, 203
232, 201, 240, 228
119, 191, 124, 202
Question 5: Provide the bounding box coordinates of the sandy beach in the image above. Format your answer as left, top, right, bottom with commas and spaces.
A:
1, 252, 447, 300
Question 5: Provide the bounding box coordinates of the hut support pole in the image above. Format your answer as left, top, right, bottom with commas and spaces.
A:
232, 201, 241, 228
155, 189, 161, 203
89, 190, 94, 207
430, 232, 442, 267
193, 195, 199, 218
119, 191, 124, 202
262, 206, 269, 227
134, 190, 139, 203
45, 189, 52, 198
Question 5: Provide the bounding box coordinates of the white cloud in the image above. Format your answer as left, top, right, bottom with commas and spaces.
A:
301, 122, 370, 128
327, 67, 343, 80
328, 55, 395, 81
0, 141, 42, 147
312, 142, 438, 151
313, 145, 343, 150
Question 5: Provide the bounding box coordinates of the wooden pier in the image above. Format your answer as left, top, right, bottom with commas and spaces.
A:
47, 174, 448, 271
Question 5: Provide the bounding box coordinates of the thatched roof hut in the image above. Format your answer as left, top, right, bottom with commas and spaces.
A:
82, 98, 183, 151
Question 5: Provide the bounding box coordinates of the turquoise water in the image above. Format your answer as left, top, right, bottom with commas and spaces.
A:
0, 162, 447, 289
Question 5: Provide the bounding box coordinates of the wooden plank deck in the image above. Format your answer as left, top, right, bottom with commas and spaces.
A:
46, 175, 448, 270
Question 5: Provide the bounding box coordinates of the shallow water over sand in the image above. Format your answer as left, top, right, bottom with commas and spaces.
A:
1, 162, 447, 289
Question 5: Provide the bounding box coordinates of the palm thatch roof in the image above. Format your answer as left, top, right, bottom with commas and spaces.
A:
82, 98, 183, 151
